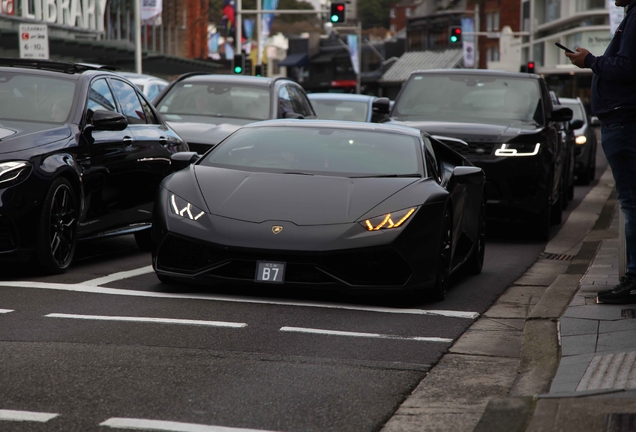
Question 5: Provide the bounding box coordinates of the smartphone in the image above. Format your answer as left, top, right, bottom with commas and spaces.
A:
555, 42, 575, 54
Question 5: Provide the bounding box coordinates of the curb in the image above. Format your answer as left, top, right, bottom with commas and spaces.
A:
381, 166, 617, 432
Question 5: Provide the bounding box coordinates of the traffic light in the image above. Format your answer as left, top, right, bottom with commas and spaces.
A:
449, 26, 462, 44
255, 65, 264, 77
330, 2, 346, 23
232, 53, 245, 74
527, 61, 535, 73
244, 56, 253, 75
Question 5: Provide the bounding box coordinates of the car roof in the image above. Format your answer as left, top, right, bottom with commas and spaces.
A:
118, 72, 168, 82
409, 68, 541, 79
308, 93, 376, 102
178, 73, 288, 86
558, 97, 582, 104
241, 119, 422, 137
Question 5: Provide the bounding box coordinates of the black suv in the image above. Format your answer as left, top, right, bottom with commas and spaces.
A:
0, 58, 187, 273
386, 69, 573, 238
153, 74, 317, 154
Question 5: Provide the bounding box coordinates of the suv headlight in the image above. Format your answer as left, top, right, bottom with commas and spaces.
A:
0, 161, 31, 186
494, 143, 540, 157
575, 135, 587, 145
170, 193, 206, 221
360, 207, 416, 231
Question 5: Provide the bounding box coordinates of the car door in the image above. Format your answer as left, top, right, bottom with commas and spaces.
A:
81, 77, 139, 233
109, 78, 175, 219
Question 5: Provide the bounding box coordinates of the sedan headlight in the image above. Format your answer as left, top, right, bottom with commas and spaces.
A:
169, 193, 206, 221
494, 143, 540, 157
0, 161, 31, 186
575, 135, 587, 145
360, 207, 416, 231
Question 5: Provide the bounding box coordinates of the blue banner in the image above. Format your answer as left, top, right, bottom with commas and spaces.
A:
347, 34, 359, 75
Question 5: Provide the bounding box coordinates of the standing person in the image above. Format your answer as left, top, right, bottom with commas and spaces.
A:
565, 0, 636, 304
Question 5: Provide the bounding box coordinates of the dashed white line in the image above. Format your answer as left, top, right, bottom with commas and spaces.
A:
0, 309, 14, 314
100, 418, 277, 431
82, 265, 154, 286
45, 313, 247, 328
0, 280, 479, 319
0, 409, 59, 422
280, 326, 453, 343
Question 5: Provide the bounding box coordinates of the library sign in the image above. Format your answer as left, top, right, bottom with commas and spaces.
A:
2, 0, 107, 32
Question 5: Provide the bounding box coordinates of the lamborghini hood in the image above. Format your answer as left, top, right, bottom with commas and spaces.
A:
193, 166, 419, 225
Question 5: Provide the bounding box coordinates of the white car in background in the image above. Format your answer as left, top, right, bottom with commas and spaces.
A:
118, 72, 168, 102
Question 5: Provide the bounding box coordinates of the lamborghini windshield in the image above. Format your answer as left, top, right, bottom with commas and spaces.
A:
392, 73, 544, 126
201, 126, 424, 177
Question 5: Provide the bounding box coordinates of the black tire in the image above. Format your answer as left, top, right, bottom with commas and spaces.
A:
466, 200, 486, 275
35, 177, 78, 274
134, 228, 152, 251
430, 206, 452, 302
535, 199, 551, 241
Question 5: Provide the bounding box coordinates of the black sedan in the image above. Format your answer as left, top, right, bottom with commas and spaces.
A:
153, 74, 316, 154
559, 97, 598, 185
0, 59, 187, 273
151, 121, 485, 300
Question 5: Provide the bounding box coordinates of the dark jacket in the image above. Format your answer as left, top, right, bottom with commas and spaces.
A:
586, 1, 636, 124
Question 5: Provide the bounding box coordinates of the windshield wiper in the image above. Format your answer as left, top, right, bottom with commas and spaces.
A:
350, 174, 421, 178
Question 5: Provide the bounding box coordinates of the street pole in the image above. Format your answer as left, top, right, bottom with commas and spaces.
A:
135, 0, 142, 73
236, 0, 242, 55
256, 0, 262, 67
356, 21, 361, 94
474, 4, 479, 69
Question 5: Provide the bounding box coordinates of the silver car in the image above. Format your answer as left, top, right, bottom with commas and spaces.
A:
559, 97, 599, 185
118, 72, 168, 102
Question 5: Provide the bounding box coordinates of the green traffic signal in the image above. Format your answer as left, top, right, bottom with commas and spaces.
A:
234, 66, 243, 74
331, 14, 339, 22
450, 35, 458, 43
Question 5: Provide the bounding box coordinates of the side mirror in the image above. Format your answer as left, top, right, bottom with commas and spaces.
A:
91, 110, 128, 131
551, 106, 573, 122
570, 119, 585, 130
452, 166, 483, 185
283, 112, 304, 119
590, 116, 601, 126
372, 97, 391, 114
171, 151, 200, 171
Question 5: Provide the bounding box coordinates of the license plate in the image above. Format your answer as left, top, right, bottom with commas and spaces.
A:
255, 261, 286, 284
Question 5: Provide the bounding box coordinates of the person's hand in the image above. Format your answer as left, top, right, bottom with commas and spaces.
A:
565, 47, 590, 68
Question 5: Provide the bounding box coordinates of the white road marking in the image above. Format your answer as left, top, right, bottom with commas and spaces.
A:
280, 326, 453, 343
0, 409, 59, 422
0, 280, 479, 319
45, 313, 247, 328
100, 417, 277, 431
82, 265, 154, 286
0, 309, 14, 313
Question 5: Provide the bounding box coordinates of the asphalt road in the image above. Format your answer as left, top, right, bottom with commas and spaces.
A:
0, 144, 608, 432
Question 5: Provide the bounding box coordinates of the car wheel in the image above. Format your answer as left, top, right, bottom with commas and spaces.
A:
535, 197, 551, 241
35, 178, 78, 274
134, 228, 152, 251
430, 206, 452, 302
466, 199, 486, 275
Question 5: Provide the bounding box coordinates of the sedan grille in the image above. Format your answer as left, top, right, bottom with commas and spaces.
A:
157, 234, 412, 286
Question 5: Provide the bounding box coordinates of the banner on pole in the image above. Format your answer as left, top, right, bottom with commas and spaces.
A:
461, 17, 475, 68
347, 34, 359, 75
141, 0, 162, 25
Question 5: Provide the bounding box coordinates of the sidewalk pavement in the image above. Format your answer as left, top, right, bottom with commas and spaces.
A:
382, 165, 636, 432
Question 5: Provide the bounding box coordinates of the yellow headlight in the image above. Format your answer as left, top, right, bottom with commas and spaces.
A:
575, 135, 587, 145
361, 208, 416, 231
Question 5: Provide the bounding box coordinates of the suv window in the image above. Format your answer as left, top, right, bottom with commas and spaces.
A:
287, 86, 313, 118
277, 86, 295, 118
393, 74, 543, 126
111, 79, 146, 124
